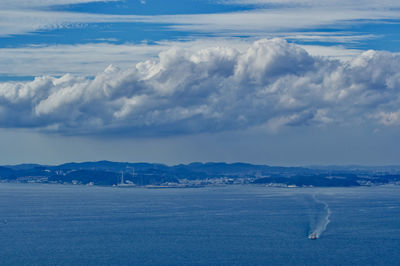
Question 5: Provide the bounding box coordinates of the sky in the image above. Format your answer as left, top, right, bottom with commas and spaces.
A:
1, 0, 400, 165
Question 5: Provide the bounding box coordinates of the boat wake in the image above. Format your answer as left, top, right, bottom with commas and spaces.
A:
308, 194, 331, 238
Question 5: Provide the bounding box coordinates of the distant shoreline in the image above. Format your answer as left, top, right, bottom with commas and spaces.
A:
1, 161, 400, 188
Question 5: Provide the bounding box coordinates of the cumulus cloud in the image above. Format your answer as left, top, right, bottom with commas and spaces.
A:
0, 38, 399, 136
0, 40, 363, 78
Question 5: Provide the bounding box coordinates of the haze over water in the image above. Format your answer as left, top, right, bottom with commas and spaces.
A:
0, 184, 399, 265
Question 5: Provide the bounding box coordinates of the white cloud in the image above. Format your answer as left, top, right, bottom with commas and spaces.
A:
0, 39, 368, 78
0, 9, 148, 37
299, 45, 364, 61
223, 0, 400, 8
160, 8, 400, 35
375, 110, 400, 126
0, 0, 119, 8
0, 38, 399, 136
0, 39, 251, 77
0, 43, 166, 77
0, 1, 399, 38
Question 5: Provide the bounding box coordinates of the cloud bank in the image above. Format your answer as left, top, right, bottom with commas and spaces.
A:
0, 39, 399, 136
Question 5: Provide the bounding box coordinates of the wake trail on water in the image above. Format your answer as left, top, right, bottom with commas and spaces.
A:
309, 194, 331, 238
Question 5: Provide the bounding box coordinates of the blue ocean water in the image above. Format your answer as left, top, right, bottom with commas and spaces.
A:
0, 184, 399, 265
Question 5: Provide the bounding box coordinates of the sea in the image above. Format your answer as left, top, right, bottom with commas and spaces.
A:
0, 183, 399, 265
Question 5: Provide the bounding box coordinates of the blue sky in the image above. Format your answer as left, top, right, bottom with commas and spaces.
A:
1, 0, 400, 79
0, 0, 400, 165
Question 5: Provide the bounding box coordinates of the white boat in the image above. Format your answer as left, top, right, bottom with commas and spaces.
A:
308, 233, 318, 240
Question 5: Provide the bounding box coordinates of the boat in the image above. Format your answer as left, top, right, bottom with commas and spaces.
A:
308, 233, 318, 240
